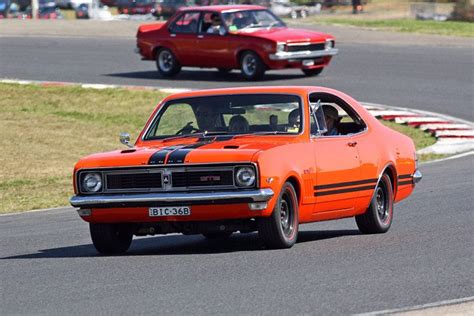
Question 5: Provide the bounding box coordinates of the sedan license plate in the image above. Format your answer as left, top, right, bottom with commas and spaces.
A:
149, 206, 191, 217
302, 59, 315, 66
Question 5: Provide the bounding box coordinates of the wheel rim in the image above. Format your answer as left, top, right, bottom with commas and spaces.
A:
242, 54, 256, 76
159, 50, 173, 72
376, 185, 389, 223
279, 190, 294, 237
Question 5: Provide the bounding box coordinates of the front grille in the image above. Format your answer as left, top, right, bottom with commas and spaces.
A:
107, 173, 162, 190
287, 43, 325, 52
172, 170, 234, 188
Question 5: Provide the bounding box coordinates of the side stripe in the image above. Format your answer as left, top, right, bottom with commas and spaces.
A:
398, 180, 413, 186
314, 185, 375, 197
398, 174, 412, 179
314, 178, 378, 190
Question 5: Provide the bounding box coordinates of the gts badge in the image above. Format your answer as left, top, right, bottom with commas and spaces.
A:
200, 176, 221, 182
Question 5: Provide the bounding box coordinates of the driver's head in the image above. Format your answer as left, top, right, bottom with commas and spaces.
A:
210, 13, 221, 26
288, 109, 300, 127
322, 105, 338, 131
195, 104, 218, 131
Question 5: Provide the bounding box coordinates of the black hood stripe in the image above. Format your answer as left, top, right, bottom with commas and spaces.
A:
166, 141, 210, 164
148, 145, 184, 165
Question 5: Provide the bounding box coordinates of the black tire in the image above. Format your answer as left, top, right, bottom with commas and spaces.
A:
89, 223, 133, 255
240, 51, 266, 81
202, 232, 233, 240
258, 182, 299, 249
356, 174, 394, 234
302, 67, 324, 77
156, 48, 181, 77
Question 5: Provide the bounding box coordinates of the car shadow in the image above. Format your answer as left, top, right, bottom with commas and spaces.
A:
104, 70, 308, 83
1, 229, 359, 259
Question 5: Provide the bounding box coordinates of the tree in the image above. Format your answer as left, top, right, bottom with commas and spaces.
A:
451, 0, 474, 22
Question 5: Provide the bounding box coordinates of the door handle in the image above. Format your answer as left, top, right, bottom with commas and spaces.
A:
347, 141, 358, 147
170, 34, 176, 37
197, 35, 204, 39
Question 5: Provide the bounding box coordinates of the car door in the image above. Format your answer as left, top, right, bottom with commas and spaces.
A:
168, 11, 200, 66
195, 11, 232, 68
309, 93, 364, 215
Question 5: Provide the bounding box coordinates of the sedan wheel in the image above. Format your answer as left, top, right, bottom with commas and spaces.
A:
258, 182, 299, 249
355, 173, 394, 234
156, 48, 181, 77
240, 51, 265, 81
90, 223, 133, 255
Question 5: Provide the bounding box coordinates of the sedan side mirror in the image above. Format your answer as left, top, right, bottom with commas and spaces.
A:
120, 132, 133, 148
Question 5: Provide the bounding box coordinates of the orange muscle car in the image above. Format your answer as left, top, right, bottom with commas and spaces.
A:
70, 86, 422, 254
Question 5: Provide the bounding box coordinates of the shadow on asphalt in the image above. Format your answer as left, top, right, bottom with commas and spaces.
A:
1, 229, 360, 259
104, 70, 308, 83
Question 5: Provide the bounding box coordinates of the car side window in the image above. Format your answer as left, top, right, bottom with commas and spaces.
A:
170, 12, 200, 34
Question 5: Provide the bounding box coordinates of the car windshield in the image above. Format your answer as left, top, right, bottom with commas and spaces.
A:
144, 94, 302, 140
222, 9, 286, 31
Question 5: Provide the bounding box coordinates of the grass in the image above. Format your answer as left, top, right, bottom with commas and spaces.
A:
307, 18, 474, 37
0, 83, 441, 213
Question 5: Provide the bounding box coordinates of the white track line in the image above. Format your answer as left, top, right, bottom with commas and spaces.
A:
355, 296, 474, 316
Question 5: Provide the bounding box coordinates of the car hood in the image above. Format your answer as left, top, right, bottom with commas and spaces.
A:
236, 26, 333, 43
75, 138, 291, 169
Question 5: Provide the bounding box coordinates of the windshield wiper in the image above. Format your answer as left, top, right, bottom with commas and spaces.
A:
266, 21, 280, 30
241, 23, 263, 30
233, 131, 293, 138
161, 131, 228, 143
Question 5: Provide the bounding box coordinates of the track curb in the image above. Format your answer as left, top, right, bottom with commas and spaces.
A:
2, 78, 473, 156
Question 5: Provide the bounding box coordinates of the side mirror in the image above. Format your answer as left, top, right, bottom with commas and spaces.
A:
120, 132, 133, 148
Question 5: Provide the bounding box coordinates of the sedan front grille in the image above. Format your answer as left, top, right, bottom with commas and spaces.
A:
107, 173, 162, 190
287, 43, 325, 52
171, 170, 234, 188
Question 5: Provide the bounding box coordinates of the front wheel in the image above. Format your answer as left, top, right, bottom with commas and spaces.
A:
90, 223, 133, 255
355, 174, 394, 234
258, 182, 299, 249
302, 67, 323, 77
156, 48, 181, 77
240, 51, 265, 81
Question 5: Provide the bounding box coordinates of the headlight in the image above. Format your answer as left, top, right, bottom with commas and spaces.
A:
325, 40, 334, 50
276, 42, 286, 52
82, 173, 102, 193
235, 167, 256, 187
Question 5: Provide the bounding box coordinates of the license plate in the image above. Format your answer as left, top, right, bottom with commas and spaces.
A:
302, 59, 314, 66
149, 206, 191, 217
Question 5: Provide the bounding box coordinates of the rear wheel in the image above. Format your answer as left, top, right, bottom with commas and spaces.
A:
258, 182, 299, 249
156, 48, 181, 77
90, 223, 133, 255
240, 51, 265, 81
302, 67, 323, 77
355, 174, 394, 234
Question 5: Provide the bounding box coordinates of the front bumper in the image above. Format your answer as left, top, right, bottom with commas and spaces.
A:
269, 48, 339, 61
70, 188, 275, 208
413, 169, 422, 184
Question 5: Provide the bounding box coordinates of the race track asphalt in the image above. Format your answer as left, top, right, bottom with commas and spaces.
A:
1, 25, 473, 314
1, 156, 473, 314
0, 35, 472, 121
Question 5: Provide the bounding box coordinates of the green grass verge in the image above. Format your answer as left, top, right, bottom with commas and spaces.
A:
0, 83, 440, 213
306, 17, 474, 37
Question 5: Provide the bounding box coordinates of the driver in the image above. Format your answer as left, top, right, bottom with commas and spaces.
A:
195, 104, 220, 131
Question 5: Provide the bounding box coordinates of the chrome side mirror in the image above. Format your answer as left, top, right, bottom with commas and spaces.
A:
119, 132, 133, 148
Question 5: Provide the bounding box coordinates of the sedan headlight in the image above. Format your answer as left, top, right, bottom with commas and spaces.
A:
81, 173, 103, 193
325, 40, 335, 50
235, 167, 256, 187
276, 42, 286, 52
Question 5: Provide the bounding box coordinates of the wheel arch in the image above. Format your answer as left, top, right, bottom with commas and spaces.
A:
236, 48, 268, 68
375, 163, 398, 202
284, 174, 302, 207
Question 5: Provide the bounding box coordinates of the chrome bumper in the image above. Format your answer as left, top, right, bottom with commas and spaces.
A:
269, 48, 338, 61
413, 169, 422, 184
70, 188, 275, 208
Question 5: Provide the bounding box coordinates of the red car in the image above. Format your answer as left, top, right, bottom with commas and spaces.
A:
136, 5, 338, 80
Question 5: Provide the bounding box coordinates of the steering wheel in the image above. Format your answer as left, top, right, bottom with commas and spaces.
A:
176, 122, 200, 135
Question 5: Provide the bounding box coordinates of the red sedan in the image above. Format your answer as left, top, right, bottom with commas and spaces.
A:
136, 5, 338, 80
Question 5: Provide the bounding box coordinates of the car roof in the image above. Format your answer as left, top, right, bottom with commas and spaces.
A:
179, 5, 267, 13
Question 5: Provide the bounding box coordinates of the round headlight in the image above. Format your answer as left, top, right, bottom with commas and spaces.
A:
82, 173, 102, 193
235, 167, 256, 187
276, 43, 286, 52
325, 40, 334, 50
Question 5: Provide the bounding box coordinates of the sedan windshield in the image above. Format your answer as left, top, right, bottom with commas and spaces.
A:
144, 94, 302, 140
222, 9, 286, 31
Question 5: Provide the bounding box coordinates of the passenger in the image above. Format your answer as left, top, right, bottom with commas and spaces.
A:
195, 104, 219, 131
322, 104, 340, 136
207, 13, 223, 34
288, 109, 300, 128
228, 115, 250, 133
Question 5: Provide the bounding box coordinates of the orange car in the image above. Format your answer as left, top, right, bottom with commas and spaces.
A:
70, 86, 422, 254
